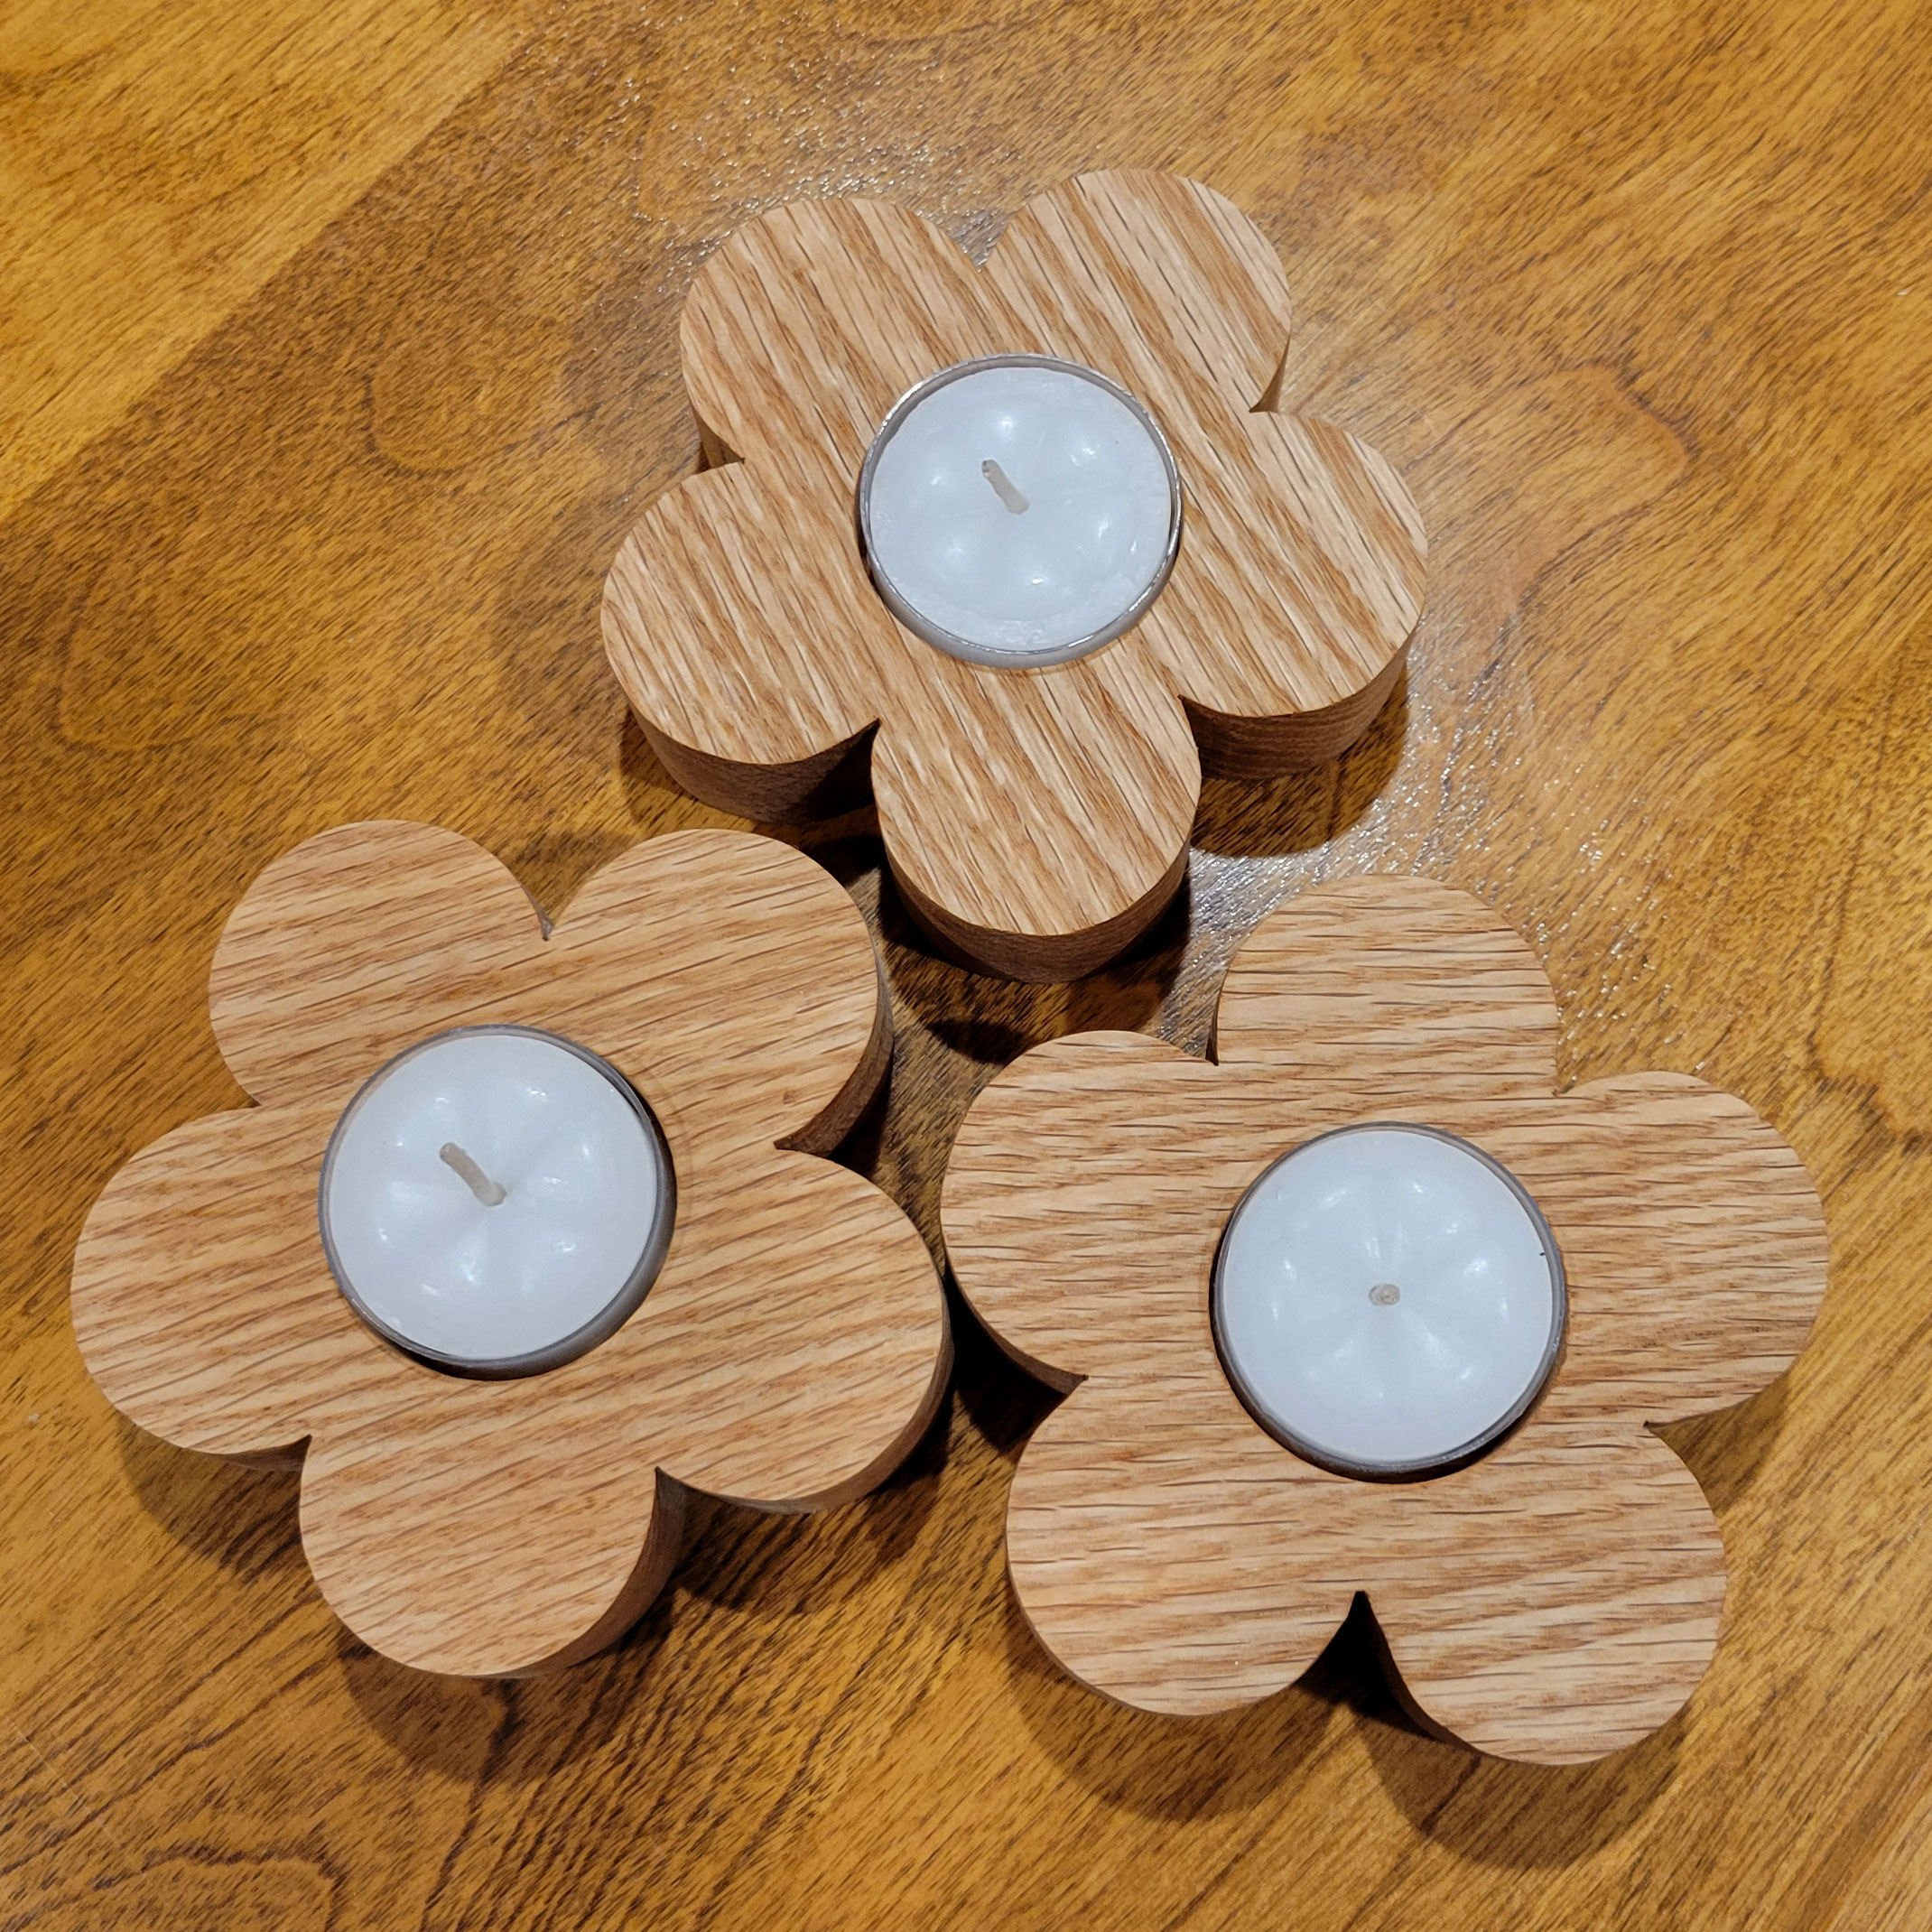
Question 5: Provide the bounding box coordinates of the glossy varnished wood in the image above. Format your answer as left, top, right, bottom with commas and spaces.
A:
5, 0, 1932, 1926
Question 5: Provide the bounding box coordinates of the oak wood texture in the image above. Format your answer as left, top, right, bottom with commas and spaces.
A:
7, 0, 1932, 1925
942, 876, 1826, 1763
601, 170, 1426, 980
70, 821, 950, 1677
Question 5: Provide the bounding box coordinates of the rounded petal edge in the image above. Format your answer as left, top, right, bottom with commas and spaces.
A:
680, 195, 1002, 479
1369, 1420, 1727, 1764
1008, 1376, 1356, 1714
541, 831, 889, 1157
870, 647, 1199, 981
1556, 1071, 1829, 1426
71, 1103, 381, 1460
601, 463, 887, 811
642, 1147, 951, 1509
1148, 414, 1426, 770
300, 1376, 683, 1676
1216, 875, 1560, 1104
986, 171, 1292, 422
210, 821, 543, 1109
943, 1031, 1244, 1389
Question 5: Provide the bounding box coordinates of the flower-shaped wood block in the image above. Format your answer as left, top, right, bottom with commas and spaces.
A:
72, 822, 951, 1677
602, 170, 1426, 981
943, 877, 1827, 1762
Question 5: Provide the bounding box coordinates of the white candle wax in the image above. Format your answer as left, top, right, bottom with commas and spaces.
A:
320, 1026, 673, 1377
858, 355, 1181, 666
1212, 1126, 1564, 1478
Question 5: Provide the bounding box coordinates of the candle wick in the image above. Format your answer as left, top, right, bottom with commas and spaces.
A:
1369, 1282, 1401, 1306
440, 1141, 507, 1207
980, 458, 1029, 515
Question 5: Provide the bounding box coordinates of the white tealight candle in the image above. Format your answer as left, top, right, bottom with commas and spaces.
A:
319, 1026, 673, 1377
1212, 1125, 1565, 1479
858, 354, 1182, 667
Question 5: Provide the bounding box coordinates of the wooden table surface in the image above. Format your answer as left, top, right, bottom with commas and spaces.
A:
4, 2, 1929, 1925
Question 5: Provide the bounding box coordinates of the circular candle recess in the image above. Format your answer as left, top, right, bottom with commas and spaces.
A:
319, 1026, 674, 1378
857, 354, 1183, 668
1212, 1124, 1565, 1480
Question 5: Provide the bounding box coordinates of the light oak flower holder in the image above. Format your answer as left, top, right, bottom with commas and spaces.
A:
71, 822, 951, 1677
603, 170, 1427, 980
942, 877, 1829, 1763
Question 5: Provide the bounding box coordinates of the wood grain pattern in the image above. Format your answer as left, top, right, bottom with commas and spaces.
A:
601, 171, 1426, 979
0, 0, 533, 525
941, 878, 1828, 1763
7, 0, 1932, 1922
70, 822, 949, 1676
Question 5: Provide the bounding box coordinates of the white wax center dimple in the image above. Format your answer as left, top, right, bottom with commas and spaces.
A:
1212, 1125, 1564, 1477
320, 1027, 672, 1374
860, 358, 1179, 664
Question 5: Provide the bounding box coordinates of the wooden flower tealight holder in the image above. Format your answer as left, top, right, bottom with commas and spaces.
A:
71, 822, 951, 1677
942, 876, 1828, 1764
603, 170, 1427, 981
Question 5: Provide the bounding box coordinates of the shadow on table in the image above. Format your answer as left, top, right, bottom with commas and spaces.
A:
998, 1580, 1367, 1822
1356, 1622, 1687, 1869
810, 814, 1195, 1058
614, 668, 1410, 1058
1002, 1571, 1684, 1855
335, 1626, 512, 1782
333, 1389, 957, 1788
1658, 1377, 1791, 1517
677, 1356, 956, 1625
113, 1411, 304, 1584
890, 873, 1193, 1063
1191, 668, 1409, 861
945, 1269, 1064, 1469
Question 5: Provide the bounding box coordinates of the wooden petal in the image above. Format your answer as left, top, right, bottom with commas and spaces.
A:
943, 1033, 1244, 1389
210, 821, 542, 1109
299, 1371, 682, 1677
986, 170, 1292, 427
641, 1147, 950, 1508
1216, 876, 1561, 1103
1546, 1072, 1829, 1426
540, 830, 890, 1157
1139, 415, 1424, 770
220, 825, 887, 1156
70, 1103, 397, 1459
1370, 1420, 1727, 1764
988, 172, 1424, 770
601, 465, 887, 813
870, 644, 1199, 981
1007, 1372, 1356, 1715
680, 196, 1004, 481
